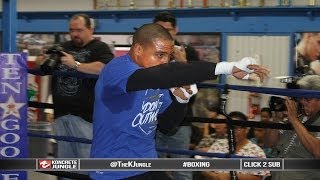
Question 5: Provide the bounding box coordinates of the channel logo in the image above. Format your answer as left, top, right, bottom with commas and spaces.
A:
38, 159, 78, 170
38, 160, 52, 169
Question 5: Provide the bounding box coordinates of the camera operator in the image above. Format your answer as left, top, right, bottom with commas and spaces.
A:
265, 75, 320, 180
37, 13, 114, 162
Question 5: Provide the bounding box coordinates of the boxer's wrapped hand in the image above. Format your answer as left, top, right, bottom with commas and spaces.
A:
170, 84, 198, 103
214, 57, 270, 82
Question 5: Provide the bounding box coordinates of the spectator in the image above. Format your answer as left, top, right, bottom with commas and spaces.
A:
249, 107, 274, 157
200, 111, 270, 180
250, 127, 273, 158
260, 107, 272, 123
266, 75, 320, 180
196, 114, 227, 152
202, 107, 219, 137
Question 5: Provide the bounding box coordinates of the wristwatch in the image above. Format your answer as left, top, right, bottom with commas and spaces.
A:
74, 61, 81, 70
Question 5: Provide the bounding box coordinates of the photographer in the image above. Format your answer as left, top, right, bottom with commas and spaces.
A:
37, 13, 114, 161
266, 75, 320, 180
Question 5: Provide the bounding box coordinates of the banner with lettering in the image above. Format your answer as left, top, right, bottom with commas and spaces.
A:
0, 53, 28, 179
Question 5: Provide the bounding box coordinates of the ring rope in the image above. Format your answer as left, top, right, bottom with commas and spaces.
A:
190, 117, 320, 132
28, 101, 54, 109
28, 68, 98, 79
28, 132, 254, 159
199, 83, 320, 98
28, 132, 91, 144
156, 148, 255, 158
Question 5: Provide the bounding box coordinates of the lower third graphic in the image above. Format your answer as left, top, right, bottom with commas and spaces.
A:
110, 161, 152, 168
38, 159, 79, 170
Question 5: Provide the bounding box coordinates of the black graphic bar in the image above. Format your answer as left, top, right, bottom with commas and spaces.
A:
0, 158, 319, 170
284, 159, 320, 170
0, 159, 36, 170
80, 159, 240, 171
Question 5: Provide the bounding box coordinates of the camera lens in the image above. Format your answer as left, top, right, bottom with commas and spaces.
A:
269, 96, 286, 111
40, 45, 64, 75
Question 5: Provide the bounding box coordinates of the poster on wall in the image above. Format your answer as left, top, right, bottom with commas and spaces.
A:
293, 32, 320, 77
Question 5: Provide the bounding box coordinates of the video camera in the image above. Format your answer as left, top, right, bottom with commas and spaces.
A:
40, 45, 65, 74
269, 96, 287, 112
269, 76, 303, 113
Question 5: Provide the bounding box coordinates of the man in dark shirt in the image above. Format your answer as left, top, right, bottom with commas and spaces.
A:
38, 13, 114, 159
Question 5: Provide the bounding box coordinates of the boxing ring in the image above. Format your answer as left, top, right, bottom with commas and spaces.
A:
1, 53, 320, 179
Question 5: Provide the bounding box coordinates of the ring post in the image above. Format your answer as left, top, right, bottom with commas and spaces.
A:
0, 53, 28, 179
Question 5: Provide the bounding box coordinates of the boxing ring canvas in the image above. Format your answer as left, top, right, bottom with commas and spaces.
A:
0, 53, 28, 179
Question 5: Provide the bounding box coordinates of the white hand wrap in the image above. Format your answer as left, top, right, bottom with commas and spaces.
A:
214, 61, 235, 75
234, 57, 257, 74
170, 84, 198, 103
214, 57, 257, 79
